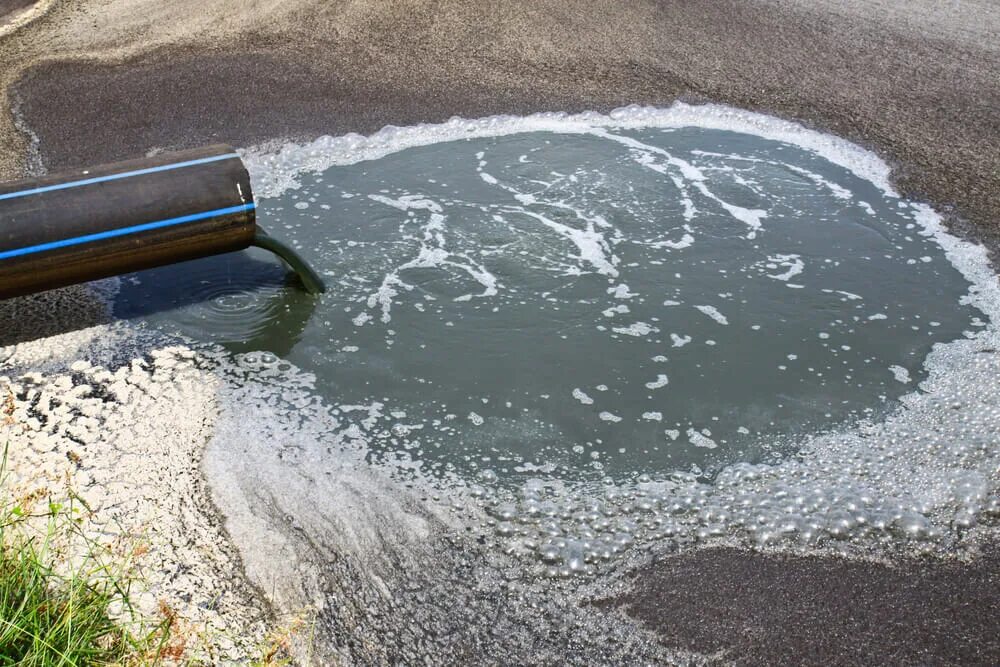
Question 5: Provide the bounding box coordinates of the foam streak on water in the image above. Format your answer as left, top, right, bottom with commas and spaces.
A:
364, 193, 498, 320
590, 128, 768, 238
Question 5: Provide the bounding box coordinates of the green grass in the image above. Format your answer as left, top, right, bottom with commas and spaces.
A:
0, 379, 307, 667
0, 444, 171, 666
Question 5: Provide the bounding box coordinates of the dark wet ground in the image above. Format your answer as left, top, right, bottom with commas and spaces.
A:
1, 1, 999, 663
0, 0, 33, 14
601, 547, 1000, 666
0, 0, 33, 24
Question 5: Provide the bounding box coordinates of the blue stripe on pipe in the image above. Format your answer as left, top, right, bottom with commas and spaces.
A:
0, 153, 243, 202
0, 203, 256, 260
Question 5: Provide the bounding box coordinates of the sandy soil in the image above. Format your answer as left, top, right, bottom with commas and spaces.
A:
0, 0, 45, 37
0, 0, 998, 664
767, 0, 1000, 51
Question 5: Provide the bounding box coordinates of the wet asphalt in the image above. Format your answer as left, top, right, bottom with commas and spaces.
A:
598, 547, 1000, 666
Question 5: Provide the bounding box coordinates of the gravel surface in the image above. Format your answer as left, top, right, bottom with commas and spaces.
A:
598, 547, 1000, 666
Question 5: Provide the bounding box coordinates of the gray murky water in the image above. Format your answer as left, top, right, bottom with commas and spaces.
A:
116, 127, 977, 484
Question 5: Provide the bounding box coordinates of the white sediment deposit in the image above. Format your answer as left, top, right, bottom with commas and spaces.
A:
0, 314, 270, 659
0, 287, 469, 662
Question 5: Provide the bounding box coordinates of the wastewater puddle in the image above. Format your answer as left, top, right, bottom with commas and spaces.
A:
104, 106, 999, 661
119, 123, 975, 479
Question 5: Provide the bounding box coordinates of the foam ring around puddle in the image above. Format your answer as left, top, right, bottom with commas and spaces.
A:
123, 105, 1000, 574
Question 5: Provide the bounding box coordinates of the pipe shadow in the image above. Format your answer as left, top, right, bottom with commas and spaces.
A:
0, 283, 115, 347
0, 250, 319, 357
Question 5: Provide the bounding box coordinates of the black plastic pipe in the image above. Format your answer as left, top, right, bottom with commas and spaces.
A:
0, 144, 325, 299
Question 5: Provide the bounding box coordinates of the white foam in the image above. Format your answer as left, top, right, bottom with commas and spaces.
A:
613, 322, 657, 337
366, 194, 499, 320
591, 129, 768, 238
474, 163, 623, 279
649, 233, 695, 250
823, 289, 863, 301
694, 305, 729, 325
889, 365, 912, 384
603, 304, 630, 317
671, 333, 693, 347
785, 164, 853, 200
766, 254, 805, 282
243, 103, 895, 202
515, 209, 619, 278
609, 284, 634, 299
644, 374, 669, 390
686, 428, 718, 449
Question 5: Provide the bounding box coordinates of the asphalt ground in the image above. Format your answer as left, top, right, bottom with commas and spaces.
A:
1, 1, 998, 663
0, 0, 34, 16
0, 0, 33, 27
2, 1, 998, 252
597, 547, 1000, 666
